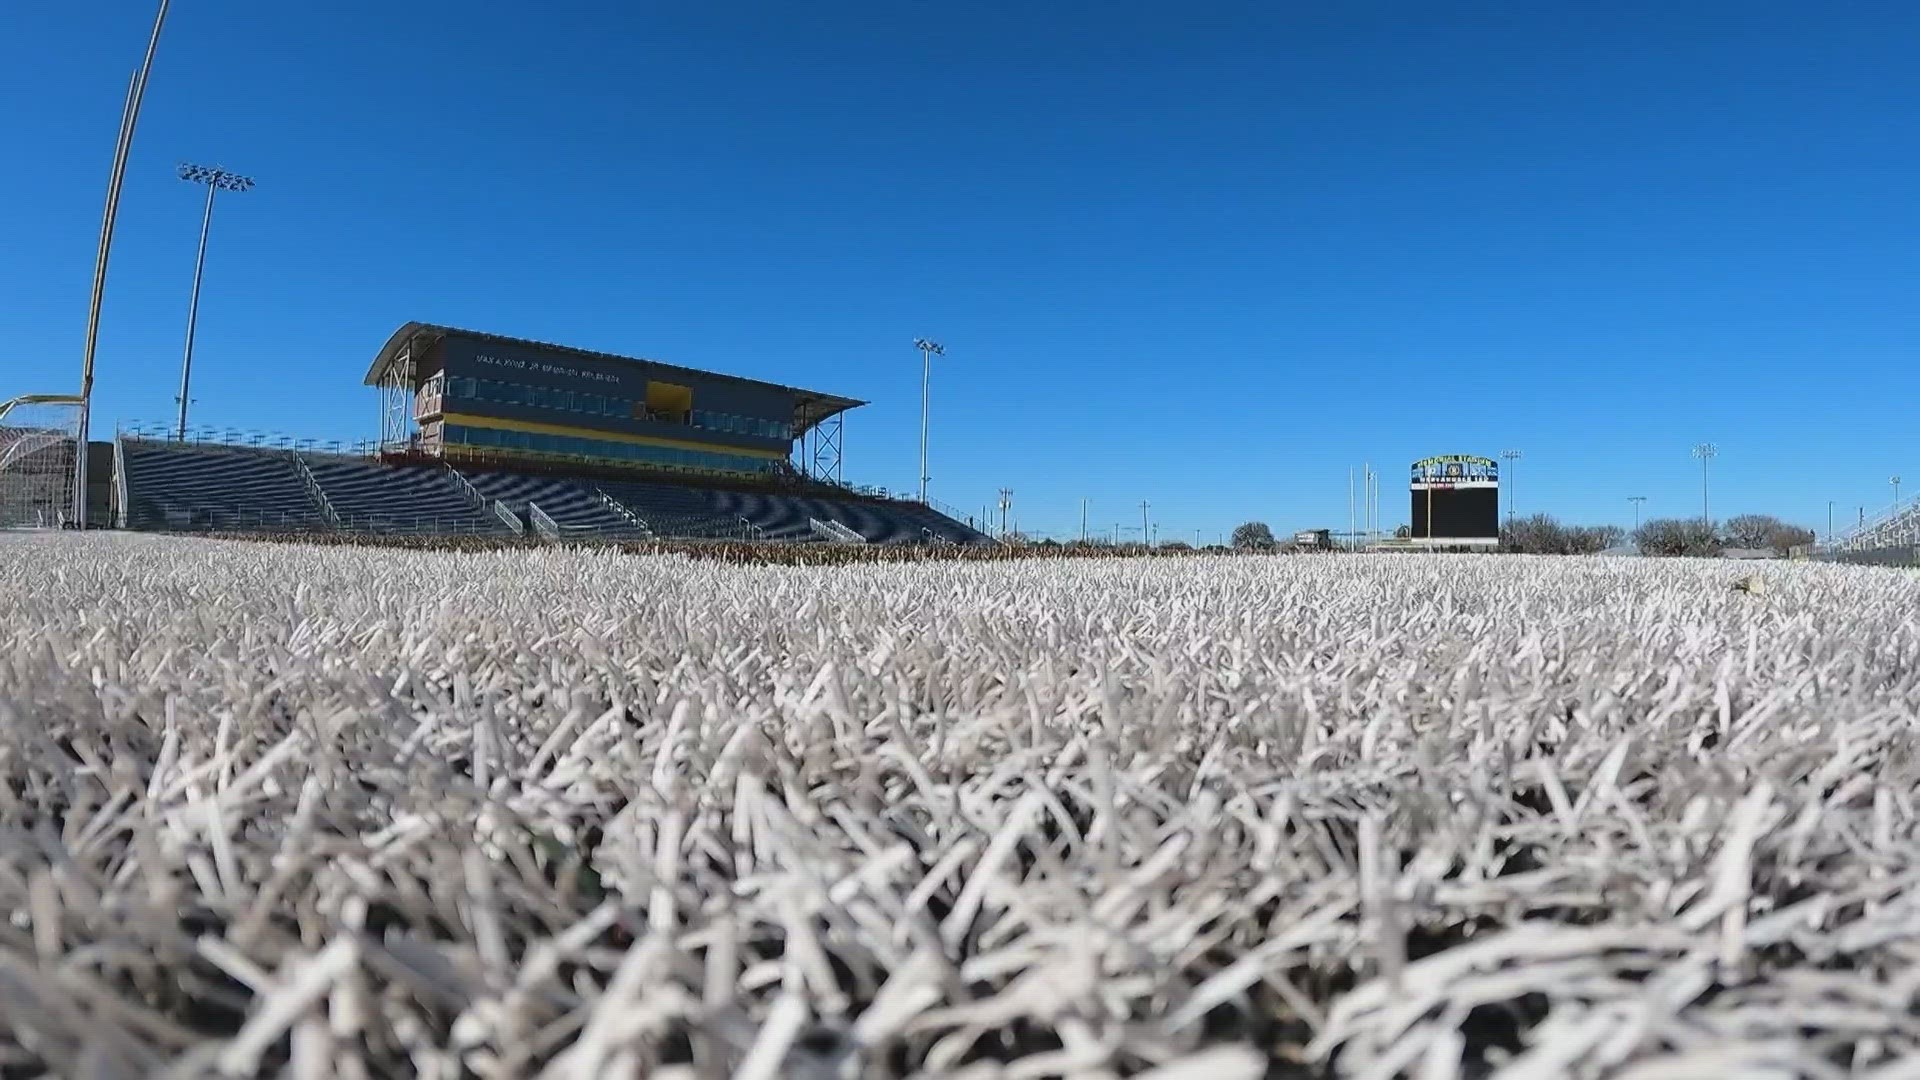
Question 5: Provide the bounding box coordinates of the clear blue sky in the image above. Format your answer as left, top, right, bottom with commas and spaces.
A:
6, 2, 1918, 542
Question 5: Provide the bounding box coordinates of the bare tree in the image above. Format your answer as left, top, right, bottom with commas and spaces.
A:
1723, 514, 1815, 555
1764, 522, 1815, 556
1723, 514, 1784, 549
1635, 518, 1723, 558
1501, 515, 1622, 555
1231, 522, 1276, 551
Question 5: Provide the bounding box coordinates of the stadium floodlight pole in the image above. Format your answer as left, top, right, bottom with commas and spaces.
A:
1628, 495, 1647, 533
1692, 443, 1717, 526
1362, 462, 1370, 545
174, 163, 255, 440
75, 0, 172, 530
1366, 465, 1375, 546
1371, 467, 1379, 544
912, 338, 944, 504
1348, 466, 1355, 548
1500, 449, 1522, 526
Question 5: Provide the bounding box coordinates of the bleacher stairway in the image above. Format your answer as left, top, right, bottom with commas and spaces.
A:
303, 457, 505, 534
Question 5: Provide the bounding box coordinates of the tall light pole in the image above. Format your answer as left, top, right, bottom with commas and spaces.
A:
75, 0, 173, 529
997, 487, 1012, 540
1362, 462, 1371, 545
1140, 500, 1150, 549
1348, 466, 1355, 547
174, 163, 254, 440
1080, 497, 1088, 543
913, 338, 943, 504
1692, 443, 1717, 526
1828, 500, 1836, 545
1628, 495, 1647, 533
1500, 449, 1522, 526
1893, 475, 1903, 511
1368, 465, 1378, 545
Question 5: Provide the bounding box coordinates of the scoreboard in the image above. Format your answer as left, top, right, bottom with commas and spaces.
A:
1410, 455, 1500, 545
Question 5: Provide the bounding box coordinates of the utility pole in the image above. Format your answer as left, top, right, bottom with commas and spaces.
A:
1827, 500, 1835, 545
1348, 466, 1355, 548
75, 0, 172, 529
1692, 443, 1717, 526
174, 163, 255, 439
997, 488, 1012, 540
913, 338, 943, 504
1893, 475, 1903, 511
1500, 449, 1522, 526
1080, 497, 1088, 543
1140, 500, 1150, 549
1628, 495, 1647, 533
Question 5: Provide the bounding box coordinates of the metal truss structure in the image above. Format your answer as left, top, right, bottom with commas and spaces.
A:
0, 394, 84, 529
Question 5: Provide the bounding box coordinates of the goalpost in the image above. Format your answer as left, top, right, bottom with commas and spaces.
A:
0, 394, 85, 529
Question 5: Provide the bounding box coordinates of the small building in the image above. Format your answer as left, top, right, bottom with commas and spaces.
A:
1293, 529, 1333, 551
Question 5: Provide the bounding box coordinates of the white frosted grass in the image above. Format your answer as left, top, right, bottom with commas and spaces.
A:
4, 532, 1920, 1077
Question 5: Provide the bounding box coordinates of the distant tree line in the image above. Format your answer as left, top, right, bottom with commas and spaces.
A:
1633, 514, 1814, 558
1220, 513, 1815, 559
1500, 514, 1624, 555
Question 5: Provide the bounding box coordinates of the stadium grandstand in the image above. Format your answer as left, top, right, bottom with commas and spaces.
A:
9, 323, 990, 545
1821, 500, 1920, 566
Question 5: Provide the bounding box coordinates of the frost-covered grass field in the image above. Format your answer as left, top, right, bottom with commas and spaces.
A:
4, 533, 1920, 1079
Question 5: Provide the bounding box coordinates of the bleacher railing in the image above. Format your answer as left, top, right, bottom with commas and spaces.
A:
291, 455, 345, 529
128, 499, 513, 537
528, 502, 561, 540
594, 490, 654, 536
1832, 498, 1920, 553
332, 512, 506, 536
641, 511, 748, 541
443, 465, 490, 513
494, 502, 525, 535
119, 422, 378, 457
809, 517, 864, 545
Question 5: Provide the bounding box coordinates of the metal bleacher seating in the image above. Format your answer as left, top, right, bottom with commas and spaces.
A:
304, 458, 501, 534
116, 437, 990, 544
119, 439, 329, 531
592, 477, 751, 539
462, 471, 641, 537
